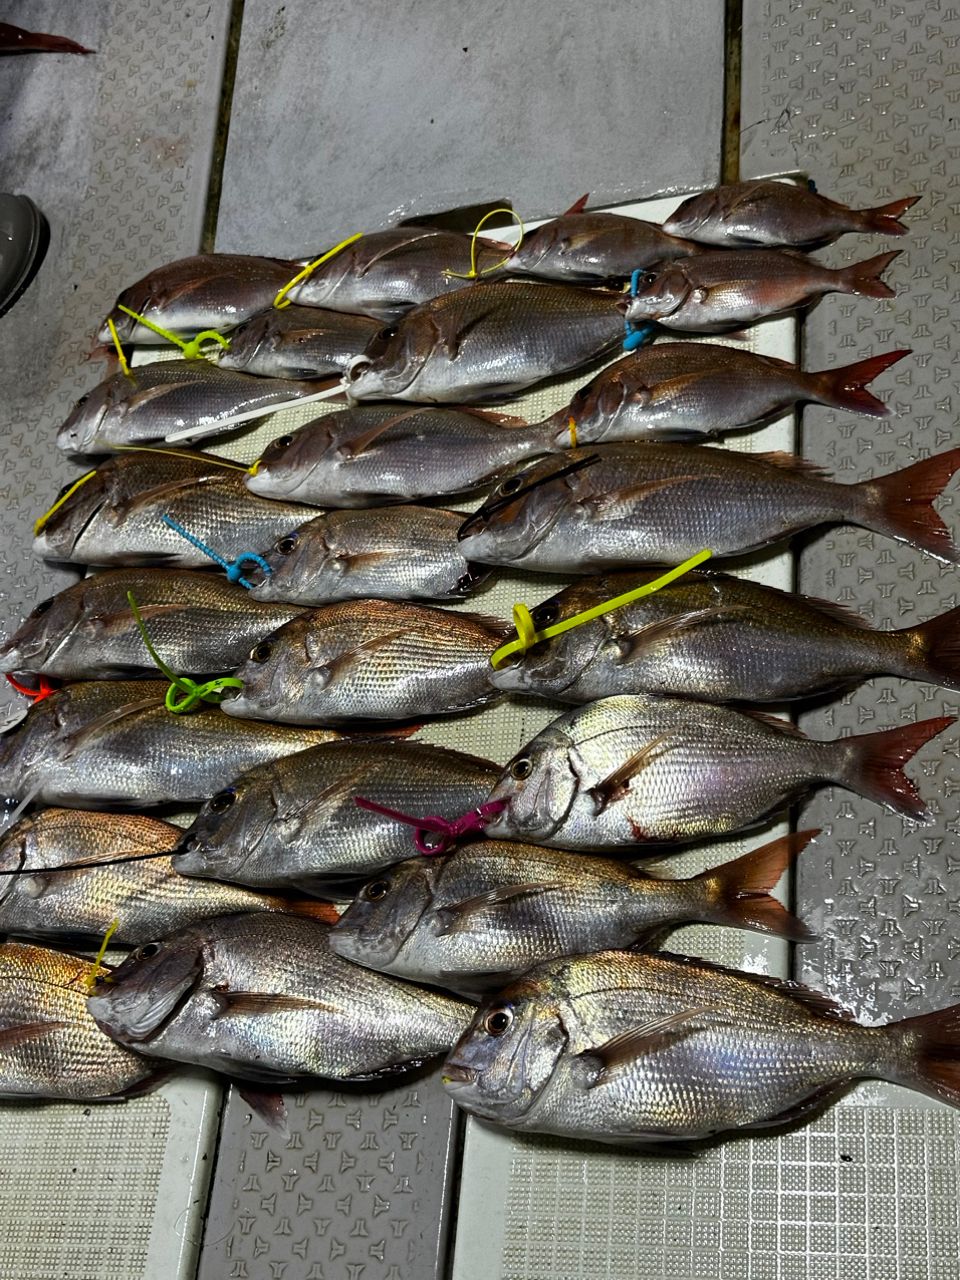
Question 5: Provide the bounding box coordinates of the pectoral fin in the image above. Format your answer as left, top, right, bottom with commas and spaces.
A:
584, 475, 700, 521
433, 883, 564, 936
588, 735, 671, 814
585, 1008, 708, 1088
0, 1021, 70, 1050
608, 606, 748, 662
308, 629, 407, 681
336, 408, 425, 458
211, 990, 339, 1019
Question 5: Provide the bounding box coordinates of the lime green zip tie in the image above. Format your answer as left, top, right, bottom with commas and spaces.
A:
126, 590, 243, 713
489, 549, 713, 670
86, 918, 120, 990
115, 304, 231, 360
273, 233, 365, 309
443, 208, 524, 280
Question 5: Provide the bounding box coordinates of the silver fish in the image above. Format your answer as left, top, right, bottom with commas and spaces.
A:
0, 940, 160, 1101
88, 914, 473, 1084
663, 182, 920, 250
171, 740, 501, 888
539, 344, 909, 446
223, 600, 508, 725
346, 281, 625, 403
98, 253, 305, 344
0, 680, 344, 807
622, 249, 899, 333
245, 405, 553, 507
249, 507, 491, 605
483, 694, 953, 848
57, 362, 319, 454
34, 450, 318, 569
0, 808, 336, 944
456, 444, 960, 572
289, 228, 513, 321
499, 210, 698, 282
217, 305, 380, 379
0, 569, 305, 680
442, 950, 960, 1142
488, 570, 960, 703
328, 832, 814, 994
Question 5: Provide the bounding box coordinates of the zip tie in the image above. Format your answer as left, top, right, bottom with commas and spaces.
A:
443, 208, 524, 281
568, 416, 577, 448
160, 514, 271, 591
5, 673, 58, 704
86, 918, 120, 990
354, 796, 508, 856
273, 232, 365, 310
458, 453, 601, 541
115, 304, 231, 360
34, 470, 97, 536
248, 458, 261, 477
623, 267, 657, 352
106, 316, 133, 378
489, 549, 713, 670
109, 444, 250, 472
126, 590, 243, 714
164, 381, 346, 442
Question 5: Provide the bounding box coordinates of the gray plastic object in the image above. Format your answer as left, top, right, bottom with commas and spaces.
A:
0, 194, 46, 317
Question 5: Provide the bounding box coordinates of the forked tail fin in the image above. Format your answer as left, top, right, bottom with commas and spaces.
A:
836, 250, 900, 299
895, 605, 960, 691
882, 1002, 960, 1107
693, 830, 818, 941
831, 716, 954, 821
857, 447, 960, 564
810, 349, 910, 417
857, 195, 920, 236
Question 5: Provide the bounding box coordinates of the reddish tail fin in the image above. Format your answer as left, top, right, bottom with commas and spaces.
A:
837, 249, 900, 299
896, 605, 960, 691
859, 447, 960, 564
811, 348, 910, 417
883, 1002, 960, 1107
858, 195, 920, 236
834, 716, 954, 821
693, 830, 818, 941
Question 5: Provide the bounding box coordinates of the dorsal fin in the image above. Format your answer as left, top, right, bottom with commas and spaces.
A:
562, 194, 591, 216
753, 451, 831, 478
799, 593, 874, 631
741, 708, 808, 738
656, 950, 856, 1021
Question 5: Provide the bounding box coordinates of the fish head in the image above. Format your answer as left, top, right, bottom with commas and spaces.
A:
222, 619, 322, 721
87, 934, 204, 1045
345, 314, 432, 400
442, 975, 567, 1122
0, 815, 31, 906
171, 771, 277, 879
246, 419, 336, 499
0, 590, 84, 674
661, 191, 720, 239
328, 859, 435, 968
483, 725, 578, 841
248, 521, 333, 603
33, 468, 108, 562
216, 311, 272, 372
565, 370, 636, 443
622, 263, 692, 323
456, 459, 575, 567
0, 698, 58, 798
503, 219, 566, 276
487, 591, 597, 697
56, 380, 114, 454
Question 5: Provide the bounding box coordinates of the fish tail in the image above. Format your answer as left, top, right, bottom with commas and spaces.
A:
880, 1002, 960, 1107
857, 446, 960, 564
857, 195, 920, 236
810, 348, 910, 417
832, 716, 955, 821
694, 830, 818, 941
836, 249, 900, 298
894, 605, 960, 690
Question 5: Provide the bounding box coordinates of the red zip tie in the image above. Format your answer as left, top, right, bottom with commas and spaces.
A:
5, 673, 58, 704
354, 796, 507, 855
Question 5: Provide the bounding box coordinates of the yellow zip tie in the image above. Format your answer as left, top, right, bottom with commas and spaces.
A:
274, 232, 365, 310
86, 918, 120, 990
127, 590, 244, 713
444, 208, 524, 281
34, 470, 97, 536
489, 549, 713, 670
568, 416, 578, 448
109, 443, 250, 472
106, 316, 133, 378
115, 304, 231, 360
247, 458, 260, 477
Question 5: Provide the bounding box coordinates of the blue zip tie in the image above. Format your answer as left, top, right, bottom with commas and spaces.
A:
622, 268, 657, 352
160, 514, 272, 590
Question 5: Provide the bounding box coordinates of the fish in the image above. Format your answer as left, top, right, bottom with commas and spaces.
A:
0, 22, 93, 54
223, 600, 509, 725
171, 740, 501, 888
538, 344, 909, 446
0, 940, 159, 1101
249, 506, 492, 605
488, 569, 960, 704
482, 693, 953, 849
288, 228, 514, 321
56, 362, 320, 454
663, 181, 920, 250
346, 281, 625, 403
456, 444, 960, 573
0, 680, 344, 807
87, 914, 473, 1084
98, 254, 306, 344
442, 949, 960, 1142
245, 405, 554, 507
0, 808, 337, 945
496, 209, 699, 283
34, 449, 319, 569
622, 249, 900, 333
0, 569, 305, 680
327, 832, 815, 994
217, 305, 380, 379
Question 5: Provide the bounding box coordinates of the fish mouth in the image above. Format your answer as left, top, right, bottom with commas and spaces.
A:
441, 1062, 478, 1089
0, 642, 23, 674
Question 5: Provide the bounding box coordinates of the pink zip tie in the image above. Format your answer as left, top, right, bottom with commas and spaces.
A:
354, 796, 507, 855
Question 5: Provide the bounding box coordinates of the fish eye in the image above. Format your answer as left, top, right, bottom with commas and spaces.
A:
483, 1005, 514, 1036
208, 788, 236, 814
531, 602, 558, 628
364, 879, 390, 901
498, 476, 523, 496
640, 270, 658, 287
138, 941, 162, 959
75, 392, 90, 409
249, 641, 273, 664
376, 325, 397, 343
275, 533, 298, 555
509, 757, 533, 781
271, 434, 294, 451
29, 597, 54, 618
